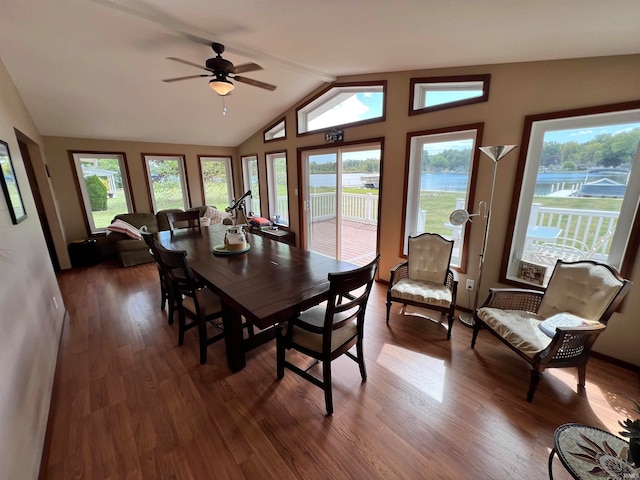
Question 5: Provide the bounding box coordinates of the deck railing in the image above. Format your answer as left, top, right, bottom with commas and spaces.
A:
308, 192, 378, 224
528, 203, 617, 259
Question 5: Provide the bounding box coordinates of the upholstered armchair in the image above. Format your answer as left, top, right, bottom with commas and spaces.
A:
386, 233, 458, 339
471, 260, 631, 402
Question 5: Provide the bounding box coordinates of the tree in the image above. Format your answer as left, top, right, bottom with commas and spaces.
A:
86, 175, 108, 211
561, 160, 577, 170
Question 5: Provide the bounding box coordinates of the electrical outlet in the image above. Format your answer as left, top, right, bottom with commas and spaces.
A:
466, 279, 475, 291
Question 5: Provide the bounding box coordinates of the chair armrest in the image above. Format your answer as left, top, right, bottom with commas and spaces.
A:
480, 288, 544, 312
446, 269, 458, 291
537, 323, 606, 362
389, 262, 408, 287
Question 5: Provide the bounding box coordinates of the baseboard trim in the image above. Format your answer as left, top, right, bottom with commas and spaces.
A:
38, 308, 69, 479
591, 351, 640, 373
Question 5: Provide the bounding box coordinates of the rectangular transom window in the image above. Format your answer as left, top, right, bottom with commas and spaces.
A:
409, 75, 490, 116
297, 82, 386, 135
143, 154, 189, 212
404, 125, 483, 269
71, 152, 133, 233
504, 103, 640, 286
263, 117, 286, 142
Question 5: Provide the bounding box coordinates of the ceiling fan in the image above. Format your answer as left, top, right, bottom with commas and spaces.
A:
162, 42, 277, 96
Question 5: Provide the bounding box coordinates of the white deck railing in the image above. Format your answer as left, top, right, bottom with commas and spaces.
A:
309, 192, 378, 224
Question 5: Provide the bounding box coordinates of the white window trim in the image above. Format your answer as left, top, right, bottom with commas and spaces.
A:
241, 155, 260, 216
266, 152, 288, 224
505, 108, 640, 283
404, 128, 480, 268
199, 156, 234, 207
143, 154, 189, 212
72, 152, 132, 234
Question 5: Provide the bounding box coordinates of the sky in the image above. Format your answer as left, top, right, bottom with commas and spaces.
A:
544, 124, 640, 144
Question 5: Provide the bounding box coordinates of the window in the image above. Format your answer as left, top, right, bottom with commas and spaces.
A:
241, 155, 261, 216
297, 81, 386, 135
266, 151, 289, 225
504, 102, 640, 286
143, 154, 189, 212
199, 156, 234, 209
263, 117, 286, 142
71, 152, 133, 234
409, 75, 490, 116
404, 125, 483, 269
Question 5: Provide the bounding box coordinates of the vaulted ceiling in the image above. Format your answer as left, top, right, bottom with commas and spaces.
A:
2, 0, 640, 147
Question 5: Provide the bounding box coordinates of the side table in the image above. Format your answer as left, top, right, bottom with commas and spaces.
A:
549, 423, 637, 479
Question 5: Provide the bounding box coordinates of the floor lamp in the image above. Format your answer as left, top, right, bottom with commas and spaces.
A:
449, 145, 517, 326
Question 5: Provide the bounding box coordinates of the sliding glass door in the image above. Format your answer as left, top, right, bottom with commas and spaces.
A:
301, 143, 380, 265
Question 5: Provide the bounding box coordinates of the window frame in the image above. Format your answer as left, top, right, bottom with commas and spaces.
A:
263, 117, 287, 143
241, 154, 261, 216
198, 155, 234, 209
69, 150, 134, 234
501, 100, 640, 285
402, 123, 484, 272
409, 74, 491, 116
266, 150, 290, 226
296, 81, 387, 136
142, 154, 190, 213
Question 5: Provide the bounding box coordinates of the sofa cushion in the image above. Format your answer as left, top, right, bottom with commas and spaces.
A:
113, 213, 158, 232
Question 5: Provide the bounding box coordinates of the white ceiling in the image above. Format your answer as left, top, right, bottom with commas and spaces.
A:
2, 0, 640, 147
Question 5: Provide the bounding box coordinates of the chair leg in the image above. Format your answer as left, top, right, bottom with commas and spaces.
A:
446, 312, 454, 340
356, 339, 367, 382
527, 370, 543, 402
198, 317, 208, 365
323, 359, 333, 415
167, 301, 175, 325
577, 364, 587, 390
471, 321, 480, 348
160, 285, 167, 310
385, 300, 391, 325
276, 329, 285, 379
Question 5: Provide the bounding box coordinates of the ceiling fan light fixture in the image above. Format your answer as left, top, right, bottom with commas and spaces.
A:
209, 78, 234, 96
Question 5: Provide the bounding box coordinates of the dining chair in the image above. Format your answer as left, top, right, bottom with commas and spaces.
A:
471, 259, 631, 402
165, 210, 202, 235
386, 233, 458, 339
276, 254, 380, 415
153, 240, 225, 364
142, 231, 175, 323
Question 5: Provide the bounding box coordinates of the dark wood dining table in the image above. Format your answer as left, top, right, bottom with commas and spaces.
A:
157, 224, 357, 372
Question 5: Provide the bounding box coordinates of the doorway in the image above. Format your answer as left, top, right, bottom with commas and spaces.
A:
300, 142, 381, 265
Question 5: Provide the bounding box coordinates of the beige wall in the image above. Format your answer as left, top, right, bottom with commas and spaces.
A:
238, 54, 640, 365
0, 60, 65, 479
43, 136, 237, 268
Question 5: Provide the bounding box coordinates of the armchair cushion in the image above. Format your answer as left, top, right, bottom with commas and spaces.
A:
390, 278, 452, 308
537, 261, 624, 320
476, 308, 551, 358
285, 305, 356, 354
408, 234, 452, 284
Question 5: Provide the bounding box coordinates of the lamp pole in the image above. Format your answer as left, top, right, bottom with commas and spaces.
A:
458, 145, 517, 327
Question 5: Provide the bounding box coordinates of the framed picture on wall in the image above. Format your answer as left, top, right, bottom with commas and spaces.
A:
0, 140, 27, 224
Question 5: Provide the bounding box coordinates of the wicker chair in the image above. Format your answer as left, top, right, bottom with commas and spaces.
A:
471, 260, 631, 402
386, 233, 458, 339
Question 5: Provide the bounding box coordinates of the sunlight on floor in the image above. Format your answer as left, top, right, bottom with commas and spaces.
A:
376, 343, 446, 402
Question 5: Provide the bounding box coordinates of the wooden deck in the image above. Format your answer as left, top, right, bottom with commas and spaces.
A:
309, 219, 378, 265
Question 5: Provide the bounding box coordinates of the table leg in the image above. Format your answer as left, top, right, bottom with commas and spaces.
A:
222, 302, 246, 372
548, 447, 556, 480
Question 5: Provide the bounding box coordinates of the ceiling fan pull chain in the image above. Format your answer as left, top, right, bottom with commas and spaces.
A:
222, 96, 228, 116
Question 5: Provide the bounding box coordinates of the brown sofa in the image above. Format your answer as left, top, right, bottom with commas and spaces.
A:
107, 206, 224, 267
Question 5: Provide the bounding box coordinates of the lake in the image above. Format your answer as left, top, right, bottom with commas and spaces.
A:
310, 172, 588, 195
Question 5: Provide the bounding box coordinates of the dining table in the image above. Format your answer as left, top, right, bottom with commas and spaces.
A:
157, 224, 357, 372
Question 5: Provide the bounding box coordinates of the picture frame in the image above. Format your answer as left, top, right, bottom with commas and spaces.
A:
517, 260, 546, 285
0, 140, 27, 224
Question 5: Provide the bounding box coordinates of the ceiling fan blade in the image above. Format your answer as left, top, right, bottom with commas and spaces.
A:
162, 74, 210, 83
231, 62, 262, 74
233, 76, 277, 91
166, 57, 212, 72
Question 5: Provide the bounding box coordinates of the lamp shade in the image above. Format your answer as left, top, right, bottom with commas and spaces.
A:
209, 79, 234, 96
449, 209, 470, 226
478, 145, 517, 162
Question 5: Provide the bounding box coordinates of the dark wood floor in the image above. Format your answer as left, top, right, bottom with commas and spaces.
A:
42, 259, 639, 479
